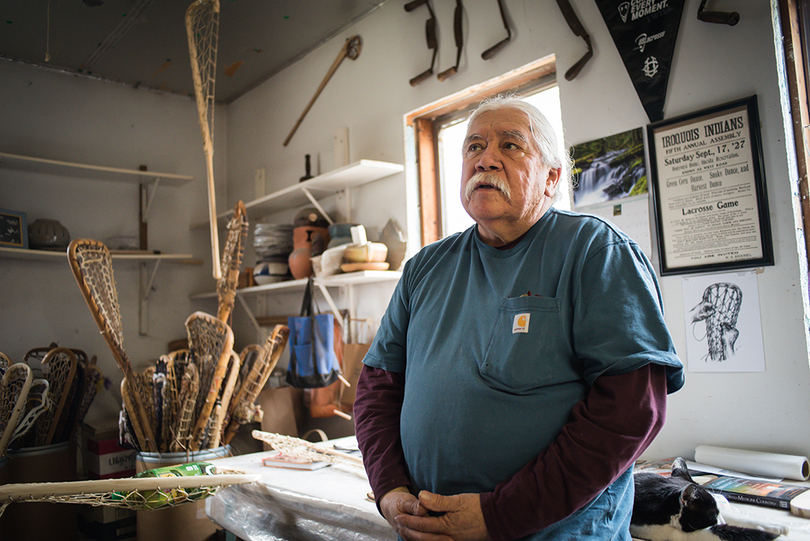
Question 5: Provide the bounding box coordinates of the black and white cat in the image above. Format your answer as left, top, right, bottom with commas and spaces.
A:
631, 457, 790, 541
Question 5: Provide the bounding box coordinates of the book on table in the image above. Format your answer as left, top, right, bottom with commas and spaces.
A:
700, 475, 810, 510
634, 457, 810, 510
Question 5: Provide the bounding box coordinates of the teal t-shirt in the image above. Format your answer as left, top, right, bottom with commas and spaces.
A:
363, 208, 683, 534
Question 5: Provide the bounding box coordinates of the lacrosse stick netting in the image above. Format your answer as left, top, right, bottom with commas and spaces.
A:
251, 430, 364, 467
33, 347, 77, 447
68, 239, 156, 451
217, 200, 248, 322
9, 379, 50, 446
0, 470, 259, 517
0, 363, 33, 456
186, 0, 222, 280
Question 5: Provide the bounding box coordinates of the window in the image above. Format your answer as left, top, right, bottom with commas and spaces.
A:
405, 56, 563, 245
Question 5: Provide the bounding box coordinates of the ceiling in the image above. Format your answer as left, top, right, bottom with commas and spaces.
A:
0, 0, 386, 104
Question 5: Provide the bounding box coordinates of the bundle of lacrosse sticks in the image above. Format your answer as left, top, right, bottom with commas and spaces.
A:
0, 460, 259, 518
67, 201, 291, 453
0, 346, 102, 457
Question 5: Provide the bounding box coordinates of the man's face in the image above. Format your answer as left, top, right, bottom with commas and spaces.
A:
460, 107, 559, 239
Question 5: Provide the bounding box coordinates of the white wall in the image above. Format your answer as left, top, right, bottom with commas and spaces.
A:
2, 0, 808, 460
225, 0, 810, 460
0, 60, 226, 424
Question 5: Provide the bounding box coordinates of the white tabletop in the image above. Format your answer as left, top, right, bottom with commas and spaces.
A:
205, 436, 396, 541
206, 436, 810, 541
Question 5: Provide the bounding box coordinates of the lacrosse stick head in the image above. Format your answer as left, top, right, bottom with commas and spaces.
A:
9, 379, 49, 448
67, 239, 127, 370
0, 363, 33, 455
34, 347, 78, 447
185, 311, 234, 450
186, 0, 220, 155
217, 201, 248, 322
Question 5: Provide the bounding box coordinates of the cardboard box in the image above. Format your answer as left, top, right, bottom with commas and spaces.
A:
85, 436, 136, 479
79, 505, 137, 541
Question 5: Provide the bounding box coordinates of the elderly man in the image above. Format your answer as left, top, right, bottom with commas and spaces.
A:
354, 95, 684, 541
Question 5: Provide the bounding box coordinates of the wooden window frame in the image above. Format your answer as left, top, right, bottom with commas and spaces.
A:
405, 55, 558, 246
778, 0, 810, 261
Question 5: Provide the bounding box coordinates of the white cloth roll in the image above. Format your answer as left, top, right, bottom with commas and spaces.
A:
694, 445, 810, 481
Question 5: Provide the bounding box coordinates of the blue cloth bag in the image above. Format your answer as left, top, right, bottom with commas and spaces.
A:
286, 277, 341, 388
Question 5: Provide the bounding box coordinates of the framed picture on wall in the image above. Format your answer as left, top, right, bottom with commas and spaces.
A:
647, 95, 774, 275
0, 209, 28, 249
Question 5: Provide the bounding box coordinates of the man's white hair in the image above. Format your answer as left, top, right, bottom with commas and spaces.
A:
466, 94, 572, 201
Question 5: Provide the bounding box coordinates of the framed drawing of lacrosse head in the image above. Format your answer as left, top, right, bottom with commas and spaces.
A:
0, 209, 28, 249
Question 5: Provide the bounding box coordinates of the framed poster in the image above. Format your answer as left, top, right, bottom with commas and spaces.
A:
0, 209, 28, 249
648, 95, 774, 275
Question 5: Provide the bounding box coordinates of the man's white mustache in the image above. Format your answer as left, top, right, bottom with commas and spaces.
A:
463, 172, 511, 202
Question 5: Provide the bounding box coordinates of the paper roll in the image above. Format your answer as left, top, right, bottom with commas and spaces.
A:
694, 445, 810, 481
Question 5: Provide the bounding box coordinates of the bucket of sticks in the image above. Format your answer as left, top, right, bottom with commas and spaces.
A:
5, 442, 77, 541
134, 445, 231, 541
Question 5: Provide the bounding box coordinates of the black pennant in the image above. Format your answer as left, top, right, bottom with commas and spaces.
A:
594, 0, 685, 122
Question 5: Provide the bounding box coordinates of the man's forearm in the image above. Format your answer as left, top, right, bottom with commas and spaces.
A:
354, 365, 412, 504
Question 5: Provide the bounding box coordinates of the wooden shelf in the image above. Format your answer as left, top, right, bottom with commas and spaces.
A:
191, 159, 404, 228
0, 151, 194, 186
0, 246, 201, 264
190, 270, 402, 300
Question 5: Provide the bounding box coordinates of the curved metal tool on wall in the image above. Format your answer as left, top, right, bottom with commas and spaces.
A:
437, 0, 464, 81
481, 0, 511, 60
405, 0, 438, 86
283, 36, 362, 147
556, 0, 593, 81
697, 0, 739, 26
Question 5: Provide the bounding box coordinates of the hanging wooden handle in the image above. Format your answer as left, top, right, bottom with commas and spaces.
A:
283, 36, 362, 147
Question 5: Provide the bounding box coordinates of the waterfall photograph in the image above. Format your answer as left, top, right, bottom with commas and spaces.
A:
571, 128, 648, 208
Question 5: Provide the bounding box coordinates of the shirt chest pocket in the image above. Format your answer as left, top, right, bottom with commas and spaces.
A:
479, 296, 577, 394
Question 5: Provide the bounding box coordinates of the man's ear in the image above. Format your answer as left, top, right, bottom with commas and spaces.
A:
545, 167, 562, 197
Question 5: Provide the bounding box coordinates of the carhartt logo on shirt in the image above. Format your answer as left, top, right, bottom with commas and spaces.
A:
512, 313, 530, 334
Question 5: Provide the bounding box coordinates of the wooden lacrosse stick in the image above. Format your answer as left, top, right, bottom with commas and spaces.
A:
223, 325, 289, 445
68, 239, 157, 451
171, 362, 199, 452
283, 35, 362, 146
9, 379, 49, 446
217, 201, 248, 322
72, 360, 103, 440
251, 430, 364, 467
0, 470, 260, 517
0, 363, 33, 456
209, 350, 240, 448
186, 312, 234, 450
121, 378, 150, 452
186, 0, 222, 280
